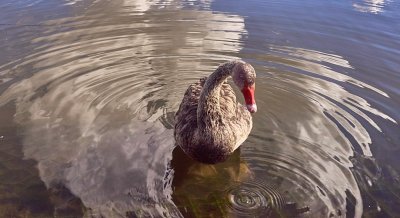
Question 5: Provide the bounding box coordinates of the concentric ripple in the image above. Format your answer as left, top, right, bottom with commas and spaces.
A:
226, 181, 285, 217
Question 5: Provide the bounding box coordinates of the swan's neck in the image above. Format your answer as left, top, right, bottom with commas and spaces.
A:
197, 62, 236, 130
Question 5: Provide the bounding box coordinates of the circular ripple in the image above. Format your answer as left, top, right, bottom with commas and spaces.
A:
226, 180, 285, 217
229, 188, 266, 211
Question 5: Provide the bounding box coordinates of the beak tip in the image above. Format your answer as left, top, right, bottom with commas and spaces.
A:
246, 104, 257, 113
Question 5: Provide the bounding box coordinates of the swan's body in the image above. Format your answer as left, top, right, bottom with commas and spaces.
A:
174, 61, 257, 164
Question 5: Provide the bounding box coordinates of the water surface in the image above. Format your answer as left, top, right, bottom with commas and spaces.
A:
0, 0, 399, 217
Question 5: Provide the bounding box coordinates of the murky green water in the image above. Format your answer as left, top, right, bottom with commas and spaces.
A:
0, 0, 399, 217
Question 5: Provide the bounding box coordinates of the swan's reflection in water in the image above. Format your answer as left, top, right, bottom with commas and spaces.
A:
167, 148, 248, 216
168, 145, 312, 217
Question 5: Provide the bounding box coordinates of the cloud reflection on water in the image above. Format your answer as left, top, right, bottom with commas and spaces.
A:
353, 0, 388, 14
0, 0, 247, 216
247, 45, 396, 217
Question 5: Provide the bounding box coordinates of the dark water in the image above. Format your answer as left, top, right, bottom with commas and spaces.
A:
0, 0, 399, 217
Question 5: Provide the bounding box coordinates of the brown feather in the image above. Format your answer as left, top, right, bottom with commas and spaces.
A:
174, 61, 255, 164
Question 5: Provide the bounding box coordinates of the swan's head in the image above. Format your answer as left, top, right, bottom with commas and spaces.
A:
232, 61, 257, 113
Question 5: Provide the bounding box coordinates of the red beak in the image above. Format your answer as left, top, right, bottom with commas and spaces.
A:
241, 85, 257, 113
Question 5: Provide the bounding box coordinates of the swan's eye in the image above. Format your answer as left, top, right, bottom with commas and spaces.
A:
244, 80, 254, 87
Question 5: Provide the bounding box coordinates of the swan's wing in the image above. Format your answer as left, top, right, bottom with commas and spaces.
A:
220, 82, 253, 150
174, 77, 206, 148
175, 79, 252, 152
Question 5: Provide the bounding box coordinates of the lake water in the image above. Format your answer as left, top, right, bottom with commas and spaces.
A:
0, 0, 399, 217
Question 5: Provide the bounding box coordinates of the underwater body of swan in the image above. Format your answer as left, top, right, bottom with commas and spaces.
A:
174, 60, 257, 164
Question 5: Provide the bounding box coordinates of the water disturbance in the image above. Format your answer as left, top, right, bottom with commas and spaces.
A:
0, 0, 399, 217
